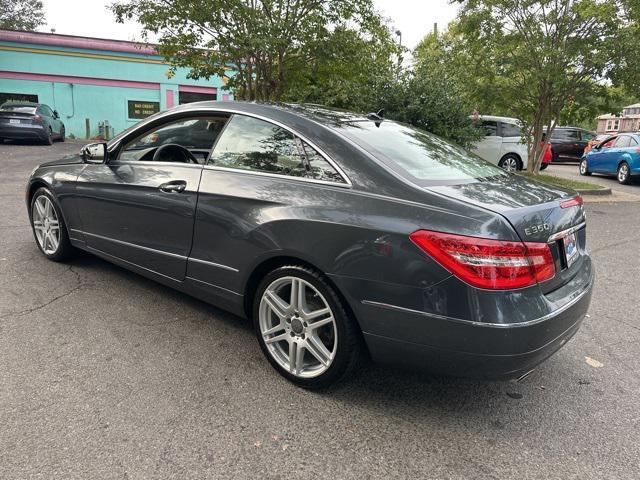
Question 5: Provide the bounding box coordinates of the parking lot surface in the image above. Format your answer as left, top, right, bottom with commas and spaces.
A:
548, 162, 640, 196
1, 141, 639, 479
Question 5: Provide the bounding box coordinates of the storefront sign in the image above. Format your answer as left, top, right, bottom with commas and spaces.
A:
127, 100, 160, 119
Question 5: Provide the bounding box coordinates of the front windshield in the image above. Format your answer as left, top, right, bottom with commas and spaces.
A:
340, 121, 506, 183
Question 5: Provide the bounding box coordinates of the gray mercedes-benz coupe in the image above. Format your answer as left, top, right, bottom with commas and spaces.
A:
26, 102, 594, 388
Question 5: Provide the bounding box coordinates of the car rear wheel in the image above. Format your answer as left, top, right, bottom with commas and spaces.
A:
498, 154, 521, 173
540, 163, 549, 171
59, 126, 65, 142
253, 265, 363, 389
618, 162, 631, 184
45, 127, 53, 145
30, 188, 74, 261
579, 158, 591, 176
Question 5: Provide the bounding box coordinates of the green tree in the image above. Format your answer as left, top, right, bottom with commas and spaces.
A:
112, 0, 382, 102
0, 0, 45, 30
454, 0, 635, 173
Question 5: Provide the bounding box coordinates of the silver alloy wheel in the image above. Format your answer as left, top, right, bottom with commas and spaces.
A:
501, 157, 518, 173
259, 276, 337, 378
580, 160, 587, 174
32, 195, 60, 255
618, 163, 629, 182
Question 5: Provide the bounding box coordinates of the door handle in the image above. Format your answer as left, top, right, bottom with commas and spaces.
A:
159, 180, 187, 193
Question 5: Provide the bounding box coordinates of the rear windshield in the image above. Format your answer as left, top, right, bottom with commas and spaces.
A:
0, 105, 36, 114
340, 121, 506, 183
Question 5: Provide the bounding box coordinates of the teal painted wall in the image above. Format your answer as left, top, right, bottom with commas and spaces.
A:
0, 39, 233, 138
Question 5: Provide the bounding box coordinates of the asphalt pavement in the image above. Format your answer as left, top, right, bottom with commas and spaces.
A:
547, 161, 640, 196
1, 141, 639, 479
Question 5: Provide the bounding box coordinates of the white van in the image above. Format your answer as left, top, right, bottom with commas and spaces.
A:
471, 115, 529, 172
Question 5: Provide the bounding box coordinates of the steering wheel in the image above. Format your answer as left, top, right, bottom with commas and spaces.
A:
152, 143, 199, 164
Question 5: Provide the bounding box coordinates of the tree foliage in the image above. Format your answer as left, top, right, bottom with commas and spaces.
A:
0, 0, 45, 31
453, 0, 637, 173
112, 0, 383, 102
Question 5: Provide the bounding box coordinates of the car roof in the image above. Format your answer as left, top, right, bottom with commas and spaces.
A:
475, 115, 520, 124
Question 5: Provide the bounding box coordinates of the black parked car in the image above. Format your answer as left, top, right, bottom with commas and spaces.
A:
548, 127, 596, 162
0, 102, 65, 145
26, 102, 594, 388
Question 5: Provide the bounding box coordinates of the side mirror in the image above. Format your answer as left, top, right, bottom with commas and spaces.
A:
53, 110, 59, 119
81, 142, 108, 164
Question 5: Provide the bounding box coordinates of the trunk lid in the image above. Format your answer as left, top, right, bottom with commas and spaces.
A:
427, 174, 587, 293
0, 110, 38, 125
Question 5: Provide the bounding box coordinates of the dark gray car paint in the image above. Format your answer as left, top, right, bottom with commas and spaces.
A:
26, 102, 594, 378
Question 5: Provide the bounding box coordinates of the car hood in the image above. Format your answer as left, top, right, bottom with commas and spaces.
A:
426, 174, 585, 243
40, 152, 84, 167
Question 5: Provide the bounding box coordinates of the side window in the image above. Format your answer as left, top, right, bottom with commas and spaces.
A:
209, 115, 345, 183
630, 137, 639, 146
480, 121, 498, 137
582, 131, 596, 141
567, 129, 580, 140
300, 140, 345, 183
42, 105, 54, 117
500, 122, 521, 137
119, 116, 228, 162
615, 136, 631, 148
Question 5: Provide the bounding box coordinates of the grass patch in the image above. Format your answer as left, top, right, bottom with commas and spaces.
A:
518, 172, 605, 191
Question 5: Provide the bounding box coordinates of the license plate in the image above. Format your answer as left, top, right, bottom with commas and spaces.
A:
564, 232, 578, 268
9, 119, 20, 124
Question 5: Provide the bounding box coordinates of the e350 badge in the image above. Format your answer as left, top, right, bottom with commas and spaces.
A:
524, 223, 551, 236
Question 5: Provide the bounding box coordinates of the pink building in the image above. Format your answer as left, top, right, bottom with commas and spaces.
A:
596, 103, 640, 134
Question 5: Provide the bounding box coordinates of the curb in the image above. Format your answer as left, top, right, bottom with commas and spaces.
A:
576, 187, 612, 196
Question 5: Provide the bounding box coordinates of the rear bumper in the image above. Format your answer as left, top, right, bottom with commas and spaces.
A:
0, 124, 47, 140
357, 272, 594, 379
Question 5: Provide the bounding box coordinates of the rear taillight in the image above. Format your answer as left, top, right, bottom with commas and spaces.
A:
409, 230, 555, 290
33, 115, 43, 123
560, 196, 583, 209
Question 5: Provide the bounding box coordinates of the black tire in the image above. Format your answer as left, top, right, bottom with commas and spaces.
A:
29, 187, 74, 262
617, 161, 632, 185
498, 154, 521, 173
59, 126, 65, 142
253, 265, 364, 389
579, 158, 591, 176
540, 163, 549, 171
45, 127, 53, 145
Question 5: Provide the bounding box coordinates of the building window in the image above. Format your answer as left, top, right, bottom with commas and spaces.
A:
0, 92, 38, 104
178, 91, 217, 104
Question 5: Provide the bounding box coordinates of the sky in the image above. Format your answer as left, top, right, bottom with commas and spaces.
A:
39, 0, 459, 50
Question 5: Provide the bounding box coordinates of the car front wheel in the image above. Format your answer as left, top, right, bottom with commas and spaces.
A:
579, 158, 591, 176
30, 187, 74, 261
253, 265, 363, 389
618, 162, 631, 185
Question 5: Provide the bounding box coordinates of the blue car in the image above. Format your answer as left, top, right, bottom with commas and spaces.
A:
580, 133, 640, 184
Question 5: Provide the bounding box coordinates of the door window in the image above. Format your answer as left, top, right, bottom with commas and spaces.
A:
614, 136, 632, 148
480, 121, 498, 136
119, 116, 228, 163
500, 122, 521, 137
209, 114, 345, 183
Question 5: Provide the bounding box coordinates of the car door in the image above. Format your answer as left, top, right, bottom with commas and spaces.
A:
589, 136, 616, 172
472, 120, 502, 164
74, 114, 227, 280
41, 105, 61, 135
604, 135, 631, 173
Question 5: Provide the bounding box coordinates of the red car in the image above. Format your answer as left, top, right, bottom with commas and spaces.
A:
540, 139, 553, 170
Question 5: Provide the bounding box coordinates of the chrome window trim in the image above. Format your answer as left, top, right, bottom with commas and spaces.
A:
109, 107, 352, 187
547, 221, 586, 243
202, 164, 352, 188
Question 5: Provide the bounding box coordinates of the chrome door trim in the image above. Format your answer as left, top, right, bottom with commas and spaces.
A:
71, 229, 186, 259
202, 164, 352, 189
188, 256, 239, 273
